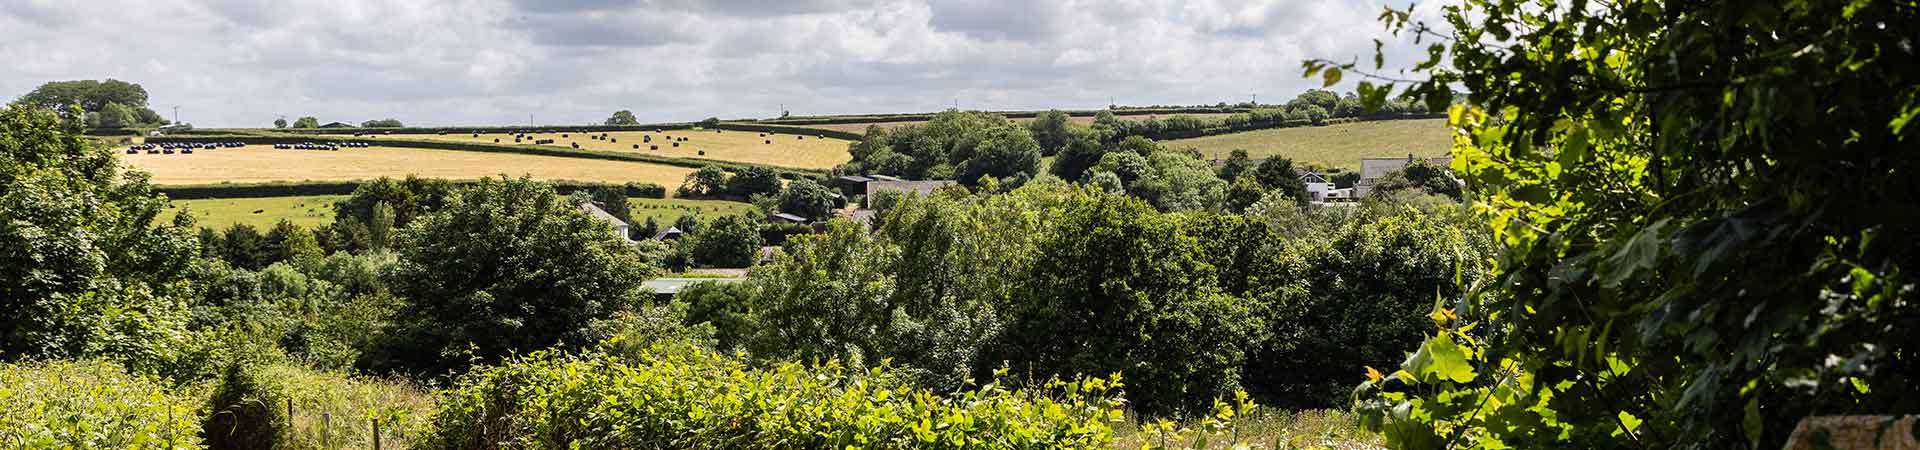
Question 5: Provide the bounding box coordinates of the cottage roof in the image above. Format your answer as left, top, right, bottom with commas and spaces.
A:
578, 201, 628, 228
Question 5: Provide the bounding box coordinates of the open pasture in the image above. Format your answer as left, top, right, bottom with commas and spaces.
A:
1164, 118, 1451, 170
162, 194, 344, 230
119, 145, 696, 187
325, 128, 852, 170
795, 112, 1245, 134
625, 197, 757, 226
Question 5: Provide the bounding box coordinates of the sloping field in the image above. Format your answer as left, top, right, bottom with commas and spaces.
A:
120, 145, 695, 187
797, 113, 1244, 134
158, 194, 752, 230
163, 194, 344, 229
1164, 118, 1452, 170
320, 128, 852, 169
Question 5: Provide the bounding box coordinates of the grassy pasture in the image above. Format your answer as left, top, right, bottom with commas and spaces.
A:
164, 194, 344, 230
158, 194, 752, 230
1163, 118, 1451, 170
118, 145, 696, 187
319, 128, 852, 170
796, 113, 1245, 134
625, 197, 757, 226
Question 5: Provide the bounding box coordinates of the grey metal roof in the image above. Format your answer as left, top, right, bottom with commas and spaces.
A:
578, 201, 628, 227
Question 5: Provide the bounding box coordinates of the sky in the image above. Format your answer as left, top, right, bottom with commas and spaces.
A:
0, 0, 1442, 128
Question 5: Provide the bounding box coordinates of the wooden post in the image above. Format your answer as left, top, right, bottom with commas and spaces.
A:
373, 417, 383, 450
286, 398, 293, 427
322, 413, 331, 449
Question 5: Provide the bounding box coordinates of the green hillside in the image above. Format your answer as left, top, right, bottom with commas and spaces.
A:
1163, 118, 1451, 170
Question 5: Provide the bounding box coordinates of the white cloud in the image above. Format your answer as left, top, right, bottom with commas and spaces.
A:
0, 0, 1439, 127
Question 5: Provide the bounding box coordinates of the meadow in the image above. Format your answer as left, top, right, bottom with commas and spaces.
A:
319, 128, 853, 169
118, 145, 697, 187
158, 194, 751, 230
1163, 118, 1451, 170
796, 112, 1244, 134
626, 197, 756, 226
163, 194, 345, 229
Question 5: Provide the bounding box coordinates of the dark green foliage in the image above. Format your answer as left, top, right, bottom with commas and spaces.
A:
837, 110, 1041, 184
697, 117, 721, 127
331, 176, 452, 233
689, 215, 761, 268
1331, 171, 1360, 189
777, 178, 838, 219
1368, 160, 1460, 201
291, 117, 319, 128
603, 110, 639, 125
1218, 149, 1253, 181
678, 165, 728, 197
218, 224, 271, 270
0, 104, 197, 371
1027, 109, 1075, 156
587, 186, 633, 224
1251, 157, 1308, 205
725, 165, 782, 198
359, 118, 404, 128
674, 281, 752, 352
1048, 131, 1105, 181
1329, 0, 1920, 448
371, 177, 655, 375
18, 79, 164, 126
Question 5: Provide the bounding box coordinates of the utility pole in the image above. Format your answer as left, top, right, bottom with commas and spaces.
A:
1251, 93, 1257, 106
171, 106, 179, 125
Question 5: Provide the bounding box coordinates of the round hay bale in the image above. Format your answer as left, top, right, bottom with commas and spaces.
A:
633, 144, 639, 149
650, 145, 658, 150
494, 138, 500, 143
698, 150, 706, 155
672, 142, 679, 147
764, 139, 771, 144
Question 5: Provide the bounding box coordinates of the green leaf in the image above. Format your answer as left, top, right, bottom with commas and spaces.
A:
1323, 67, 1344, 88
1743, 397, 1763, 449
1407, 334, 1476, 383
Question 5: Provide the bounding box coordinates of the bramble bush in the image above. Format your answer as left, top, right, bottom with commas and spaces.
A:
0, 360, 206, 449
418, 345, 1202, 450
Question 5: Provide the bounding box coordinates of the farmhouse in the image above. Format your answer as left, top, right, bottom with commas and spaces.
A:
578, 201, 632, 241
1356, 154, 1453, 197
1301, 172, 1356, 204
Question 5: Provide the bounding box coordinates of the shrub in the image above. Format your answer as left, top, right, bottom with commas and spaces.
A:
202, 361, 434, 450
418, 348, 1132, 450
0, 360, 205, 449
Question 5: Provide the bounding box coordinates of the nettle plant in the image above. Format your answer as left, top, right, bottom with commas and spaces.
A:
1315, 0, 1919, 449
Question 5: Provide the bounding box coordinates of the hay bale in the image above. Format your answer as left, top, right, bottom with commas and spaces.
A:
633, 144, 640, 149
650, 145, 658, 150
672, 142, 679, 147
698, 150, 706, 155
764, 140, 771, 144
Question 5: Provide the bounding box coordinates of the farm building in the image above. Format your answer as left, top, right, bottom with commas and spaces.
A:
578, 201, 632, 241
865, 180, 956, 199
653, 226, 685, 241
1301, 172, 1355, 204
831, 175, 874, 196
768, 212, 808, 224
1356, 154, 1453, 197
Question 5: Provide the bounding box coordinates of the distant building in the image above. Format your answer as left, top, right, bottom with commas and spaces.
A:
831, 175, 874, 197
865, 180, 956, 200
1357, 154, 1452, 197
653, 226, 685, 241
578, 201, 631, 241
768, 212, 808, 224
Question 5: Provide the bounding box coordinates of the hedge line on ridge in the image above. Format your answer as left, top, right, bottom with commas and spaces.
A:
144, 135, 829, 178
157, 179, 667, 200
756, 107, 1250, 126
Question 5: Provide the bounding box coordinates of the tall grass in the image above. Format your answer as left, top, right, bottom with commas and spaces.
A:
0, 359, 206, 449
202, 362, 434, 450
1111, 409, 1382, 450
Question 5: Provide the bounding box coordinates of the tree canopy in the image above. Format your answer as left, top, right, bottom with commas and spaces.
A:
1328, 0, 1920, 448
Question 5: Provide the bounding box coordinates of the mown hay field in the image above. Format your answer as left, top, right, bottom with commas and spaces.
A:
1163, 118, 1451, 170
119, 145, 696, 187
321, 128, 852, 169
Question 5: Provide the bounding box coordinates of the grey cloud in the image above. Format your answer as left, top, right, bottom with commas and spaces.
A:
2, 0, 1440, 127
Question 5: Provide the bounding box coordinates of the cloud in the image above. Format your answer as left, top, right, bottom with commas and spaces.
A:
0, 0, 1439, 127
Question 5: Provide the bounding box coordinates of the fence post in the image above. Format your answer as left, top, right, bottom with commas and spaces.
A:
373, 417, 383, 450
322, 413, 331, 449
286, 398, 294, 428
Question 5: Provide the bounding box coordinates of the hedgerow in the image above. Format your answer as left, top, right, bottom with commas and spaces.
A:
0, 360, 206, 449
420, 346, 1147, 450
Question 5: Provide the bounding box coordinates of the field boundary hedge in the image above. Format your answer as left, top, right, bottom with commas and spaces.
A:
262, 122, 698, 136
158, 179, 669, 199
143, 135, 829, 178
754, 107, 1251, 126
711, 122, 864, 140
746, 111, 1447, 140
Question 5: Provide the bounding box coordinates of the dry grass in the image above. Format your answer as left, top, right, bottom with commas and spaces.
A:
321, 128, 852, 169
119, 145, 696, 187
1111, 409, 1383, 450
1163, 118, 1451, 171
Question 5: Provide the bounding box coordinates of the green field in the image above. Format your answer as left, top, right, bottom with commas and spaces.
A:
161, 194, 752, 231
164, 195, 344, 230
625, 197, 756, 227
1164, 118, 1451, 170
